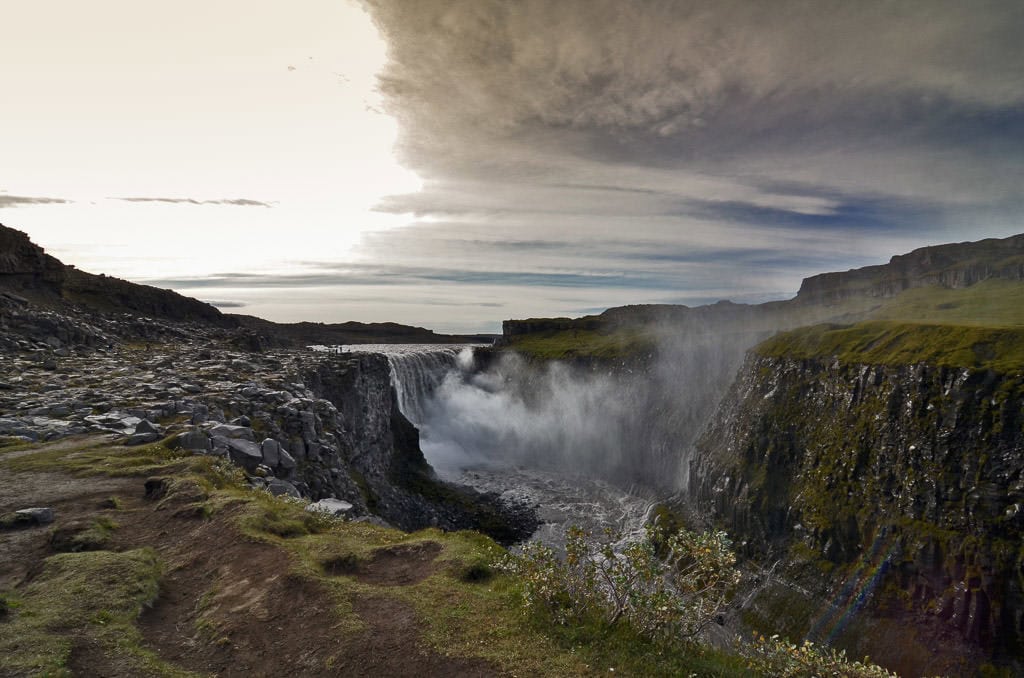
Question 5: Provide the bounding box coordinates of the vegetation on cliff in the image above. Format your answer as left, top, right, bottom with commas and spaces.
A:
757, 320, 1024, 372
501, 326, 656, 361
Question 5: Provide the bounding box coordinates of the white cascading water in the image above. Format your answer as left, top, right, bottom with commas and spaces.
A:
337, 343, 655, 549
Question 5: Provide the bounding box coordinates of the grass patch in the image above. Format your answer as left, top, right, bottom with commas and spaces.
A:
757, 320, 1024, 373
503, 327, 656, 361
0, 438, 206, 479
869, 278, 1024, 328
0, 548, 191, 677
1, 438, 171, 475
0, 436, 35, 454
49, 515, 120, 553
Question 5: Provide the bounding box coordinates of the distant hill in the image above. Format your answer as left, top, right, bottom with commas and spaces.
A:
231, 314, 497, 347
0, 224, 227, 324
796, 233, 1024, 304
0, 224, 495, 348
500, 231, 1024, 359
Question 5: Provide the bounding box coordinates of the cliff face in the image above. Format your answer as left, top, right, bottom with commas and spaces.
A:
299, 353, 535, 542
691, 353, 1024, 673
797, 233, 1024, 304
0, 225, 66, 288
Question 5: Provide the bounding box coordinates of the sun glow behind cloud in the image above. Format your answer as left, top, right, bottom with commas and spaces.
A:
0, 0, 421, 279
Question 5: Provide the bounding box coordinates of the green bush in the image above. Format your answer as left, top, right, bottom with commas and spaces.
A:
499, 524, 740, 642
746, 635, 897, 677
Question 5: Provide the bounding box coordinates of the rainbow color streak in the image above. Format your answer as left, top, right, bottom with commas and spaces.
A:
807, 527, 900, 644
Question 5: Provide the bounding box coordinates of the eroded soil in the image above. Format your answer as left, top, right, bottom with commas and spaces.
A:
0, 441, 500, 677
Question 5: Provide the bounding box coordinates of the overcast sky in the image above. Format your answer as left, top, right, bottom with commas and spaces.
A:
2, 1, 1022, 333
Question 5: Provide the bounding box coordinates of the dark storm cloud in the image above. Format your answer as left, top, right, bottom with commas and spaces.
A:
351, 0, 1024, 314
362, 0, 1023, 170
676, 196, 943, 233
0, 193, 70, 208
113, 197, 273, 207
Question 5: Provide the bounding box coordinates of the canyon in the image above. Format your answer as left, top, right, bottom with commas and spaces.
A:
2, 223, 1024, 676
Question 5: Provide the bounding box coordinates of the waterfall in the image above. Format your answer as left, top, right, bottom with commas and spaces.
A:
339, 344, 476, 424
336, 342, 656, 551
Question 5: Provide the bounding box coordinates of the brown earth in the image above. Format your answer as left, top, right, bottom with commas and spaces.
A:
0, 443, 501, 677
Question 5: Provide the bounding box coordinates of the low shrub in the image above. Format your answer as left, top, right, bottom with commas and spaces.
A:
499, 524, 740, 643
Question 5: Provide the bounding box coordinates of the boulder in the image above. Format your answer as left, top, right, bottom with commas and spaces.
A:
15, 507, 55, 525
173, 430, 211, 453
278, 448, 297, 470
266, 478, 301, 498
126, 432, 160, 446
209, 424, 255, 442
135, 419, 161, 435
305, 498, 353, 517
226, 438, 263, 469
260, 438, 281, 467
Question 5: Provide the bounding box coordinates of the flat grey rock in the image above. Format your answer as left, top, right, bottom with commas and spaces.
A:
126, 431, 160, 446
209, 424, 255, 441
305, 498, 353, 516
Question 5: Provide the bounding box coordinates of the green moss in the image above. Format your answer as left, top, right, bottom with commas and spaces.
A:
757, 321, 1024, 373
0, 548, 191, 677
50, 515, 120, 553
503, 327, 656, 361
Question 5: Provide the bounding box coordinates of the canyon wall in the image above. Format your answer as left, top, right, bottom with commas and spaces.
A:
690, 352, 1024, 674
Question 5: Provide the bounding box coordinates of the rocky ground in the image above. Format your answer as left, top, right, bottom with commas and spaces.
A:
1, 341, 337, 499
0, 334, 537, 543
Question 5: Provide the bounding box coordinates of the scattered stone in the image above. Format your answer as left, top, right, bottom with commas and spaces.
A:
15, 507, 55, 525
191, 403, 209, 424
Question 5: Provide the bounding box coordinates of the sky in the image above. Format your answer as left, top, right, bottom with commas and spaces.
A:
2, 0, 1023, 333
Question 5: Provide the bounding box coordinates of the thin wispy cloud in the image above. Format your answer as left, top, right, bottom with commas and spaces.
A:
112, 197, 274, 207
0, 193, 71, 208
202, 300, 248, 308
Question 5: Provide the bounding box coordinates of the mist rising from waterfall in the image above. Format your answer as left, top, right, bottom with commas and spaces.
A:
378, 327, 767, 493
